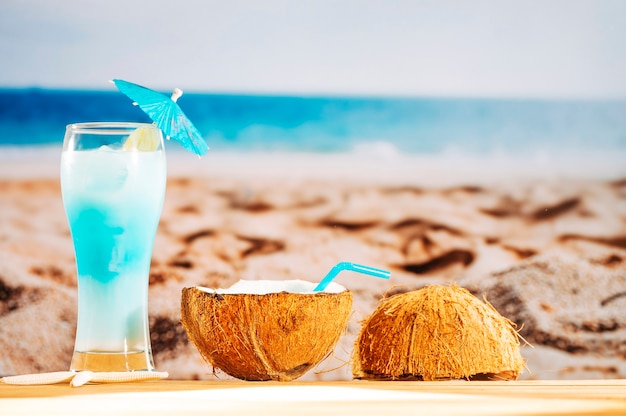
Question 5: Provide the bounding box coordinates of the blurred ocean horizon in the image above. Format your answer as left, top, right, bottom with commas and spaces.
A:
1, 87, 625, 159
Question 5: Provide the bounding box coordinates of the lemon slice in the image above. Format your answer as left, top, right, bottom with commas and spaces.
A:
123, 126, 161, 151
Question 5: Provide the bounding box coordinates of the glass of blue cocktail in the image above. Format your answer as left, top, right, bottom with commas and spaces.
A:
61, 122, 166, 372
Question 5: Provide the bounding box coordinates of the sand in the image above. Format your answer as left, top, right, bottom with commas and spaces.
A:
1, 150, 626, 381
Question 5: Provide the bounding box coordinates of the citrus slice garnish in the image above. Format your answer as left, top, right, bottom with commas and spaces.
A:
123, 126, 161, 151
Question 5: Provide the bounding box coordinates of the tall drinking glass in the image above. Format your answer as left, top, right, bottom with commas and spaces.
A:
61, 122, 166, 372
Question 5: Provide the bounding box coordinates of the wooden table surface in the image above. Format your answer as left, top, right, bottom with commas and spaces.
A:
2, 379, 626, 415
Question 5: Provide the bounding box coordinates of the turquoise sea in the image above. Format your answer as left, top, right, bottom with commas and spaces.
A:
1, 88, 625, 158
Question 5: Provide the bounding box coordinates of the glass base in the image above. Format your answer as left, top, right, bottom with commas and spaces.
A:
70, 350, 155, 372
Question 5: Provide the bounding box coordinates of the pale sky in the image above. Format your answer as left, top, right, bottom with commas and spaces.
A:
0, 0, 625, 98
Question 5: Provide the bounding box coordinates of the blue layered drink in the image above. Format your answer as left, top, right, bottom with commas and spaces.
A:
61, 123, 166, 371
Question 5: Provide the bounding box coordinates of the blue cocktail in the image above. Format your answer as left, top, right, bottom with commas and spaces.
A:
61, 123, 166, 372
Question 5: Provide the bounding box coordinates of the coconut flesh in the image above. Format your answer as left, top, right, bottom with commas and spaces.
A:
181, 279, 352, 381
352, 284, 526, 381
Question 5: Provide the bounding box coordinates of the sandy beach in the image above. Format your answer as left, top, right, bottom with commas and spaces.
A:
1, 150, 626, 381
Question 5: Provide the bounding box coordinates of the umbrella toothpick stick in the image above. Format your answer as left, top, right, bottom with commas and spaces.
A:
171, 88, 183, 103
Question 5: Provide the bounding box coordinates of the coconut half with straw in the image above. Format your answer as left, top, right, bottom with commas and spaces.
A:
353, 284, 526, 381
181, 280, 352, 381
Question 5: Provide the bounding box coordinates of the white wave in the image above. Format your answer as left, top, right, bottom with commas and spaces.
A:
350, 140, 400, 159
2, 144, 626, 185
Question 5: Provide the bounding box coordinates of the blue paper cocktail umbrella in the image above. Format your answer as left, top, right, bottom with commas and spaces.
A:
112, 79, 208, 156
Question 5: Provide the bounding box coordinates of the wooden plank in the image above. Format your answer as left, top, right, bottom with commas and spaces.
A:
1, 380, 626, 415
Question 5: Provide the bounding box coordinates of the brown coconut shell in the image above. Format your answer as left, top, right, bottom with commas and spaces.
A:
352, 284, 526, 381
181, 286, 352, 381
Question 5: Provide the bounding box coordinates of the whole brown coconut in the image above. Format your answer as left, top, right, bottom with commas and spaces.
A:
353, 285, 526, 381
181, 281, 352, 381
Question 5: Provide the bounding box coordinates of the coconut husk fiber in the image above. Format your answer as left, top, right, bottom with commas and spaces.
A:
181, 287, 352, 381
352, 284, 526, 381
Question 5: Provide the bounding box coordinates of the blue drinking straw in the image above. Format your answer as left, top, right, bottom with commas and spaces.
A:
313, 262, 391, 292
